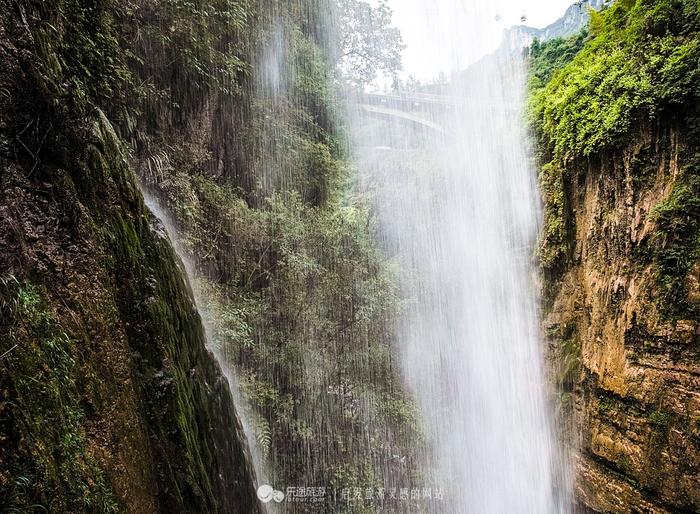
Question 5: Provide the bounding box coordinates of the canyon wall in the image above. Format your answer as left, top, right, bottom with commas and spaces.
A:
0, 0, 417, 511
545, 126, 700, 513
529, 1, 700, 511
0, 1, 259, 511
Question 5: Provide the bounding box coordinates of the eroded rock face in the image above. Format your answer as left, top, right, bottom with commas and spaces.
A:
0, 113, 262, 514
0, 3, 260, 510
545, 127, 700, 513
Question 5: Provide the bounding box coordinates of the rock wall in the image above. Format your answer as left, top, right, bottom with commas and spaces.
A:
528, 3, 700, 510
544, 124, 700, 513
0, 1, 260, 511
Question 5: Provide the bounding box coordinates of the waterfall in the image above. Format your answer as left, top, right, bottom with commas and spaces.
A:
134, 1, 572, 511
138, 187, 268, 511
349, 2, 571, 513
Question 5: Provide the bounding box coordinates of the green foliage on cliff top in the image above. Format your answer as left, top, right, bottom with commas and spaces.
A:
528, 0, 700, 289
530, 0, 700, 161
527, 31, 589, 278
528, 30, 588, 92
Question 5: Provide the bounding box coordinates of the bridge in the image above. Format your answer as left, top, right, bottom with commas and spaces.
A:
360, 103, 447, 134
358, 92, 452, 134
357, 92, 519, 135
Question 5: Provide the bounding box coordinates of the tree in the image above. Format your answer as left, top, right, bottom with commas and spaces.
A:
333, 0, 405, 87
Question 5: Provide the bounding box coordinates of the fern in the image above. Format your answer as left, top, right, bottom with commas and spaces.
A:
254, 416, 272, 454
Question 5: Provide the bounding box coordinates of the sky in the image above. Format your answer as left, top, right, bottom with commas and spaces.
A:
378, 0, 578, 80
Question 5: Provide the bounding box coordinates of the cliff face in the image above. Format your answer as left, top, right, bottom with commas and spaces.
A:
127, 0, 426, 504
545, 125, 700, 513
529, 1, 700, 512
1, 0, 418, 511
0, 1, 259, 512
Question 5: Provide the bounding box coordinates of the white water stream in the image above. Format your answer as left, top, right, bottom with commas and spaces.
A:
350, 2, 571, 513
137, 1, 573, 510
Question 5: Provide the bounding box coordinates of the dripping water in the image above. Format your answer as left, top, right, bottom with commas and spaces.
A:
132, 0, 575, 510
348, 1, 572, 513
138, 188, 269, 511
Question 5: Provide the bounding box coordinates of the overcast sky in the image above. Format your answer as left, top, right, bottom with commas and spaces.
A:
378, 0, 578, 80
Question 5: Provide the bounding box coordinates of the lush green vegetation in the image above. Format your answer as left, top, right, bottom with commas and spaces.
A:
529, 0, 700, 309
144, 14, 424, 505
127, 0, 421, 506
528, 30, 588, 92
3, 0, 419, 509
0, 278, 117, 513
530, 0, 700, 161
29, 0, 130, 113
2, 0, 267, 508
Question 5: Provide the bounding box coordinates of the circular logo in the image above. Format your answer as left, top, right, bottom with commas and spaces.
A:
257, 484, 285, 503
257, 485, 274, 503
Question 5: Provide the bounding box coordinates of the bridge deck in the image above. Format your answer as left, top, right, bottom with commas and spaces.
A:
360, 104, 446, 133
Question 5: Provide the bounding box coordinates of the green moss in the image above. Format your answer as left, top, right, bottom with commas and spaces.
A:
649, 409, 673, 433
598, 396, 614, 415
0, 278, 118, 513
105, 205, 220, 509
537, 161, 572, 280
560, 339, 582, 391
650, 174, 700, 319
596, 392, 656, 425
617, 454, 635, 477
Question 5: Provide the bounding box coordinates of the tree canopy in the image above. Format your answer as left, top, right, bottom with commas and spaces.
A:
333, 0, 405, 87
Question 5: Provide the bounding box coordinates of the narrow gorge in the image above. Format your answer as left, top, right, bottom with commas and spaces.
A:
1, 1, 698, 513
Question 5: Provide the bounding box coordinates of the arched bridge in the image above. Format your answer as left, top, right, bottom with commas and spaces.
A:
357, 92, 519, 134
358, 93, 452, 134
